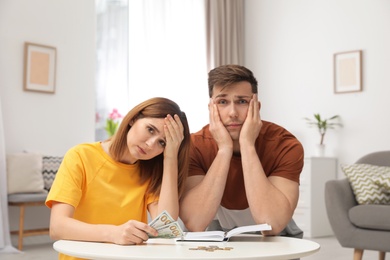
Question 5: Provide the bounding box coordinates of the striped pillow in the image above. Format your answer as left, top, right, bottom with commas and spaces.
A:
341, 163, 390, 205
373, 174, 390, 194
42, 156, 63, 191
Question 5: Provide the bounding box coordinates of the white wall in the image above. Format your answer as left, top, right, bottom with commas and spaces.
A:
0, 0, 96, 156
0, 0, 96, 236
245, 0, 390, 177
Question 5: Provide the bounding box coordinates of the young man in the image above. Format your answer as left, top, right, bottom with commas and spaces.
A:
179, 65, 304, 237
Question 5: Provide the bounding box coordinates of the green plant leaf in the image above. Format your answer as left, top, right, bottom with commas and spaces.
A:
304, 113, 342, 145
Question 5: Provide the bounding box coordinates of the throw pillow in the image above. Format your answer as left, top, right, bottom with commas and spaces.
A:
341, 163, 390, 205
42, 156, 63, 191
6, 153, 46, 194
373, 173, 390, 194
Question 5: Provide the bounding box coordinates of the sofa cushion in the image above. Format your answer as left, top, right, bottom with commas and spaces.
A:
349, 205, 390, 231
8, 192, 48, 203
6, 153, 46, 194
341, 163, 390, 205
42, 155, 63, 191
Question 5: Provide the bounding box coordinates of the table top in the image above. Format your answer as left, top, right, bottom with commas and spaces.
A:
53, 235, 320, 260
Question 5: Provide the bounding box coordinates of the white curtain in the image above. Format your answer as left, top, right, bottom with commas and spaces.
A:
95, 0, 129, 141
127, 0, 208, 132
0, 97, 18, 254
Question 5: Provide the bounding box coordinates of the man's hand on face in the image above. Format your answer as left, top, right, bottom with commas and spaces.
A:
239, 94, 262, 147
208, 98, 233, 151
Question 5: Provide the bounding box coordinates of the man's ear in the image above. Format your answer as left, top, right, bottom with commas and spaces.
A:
258, 101, 261, 111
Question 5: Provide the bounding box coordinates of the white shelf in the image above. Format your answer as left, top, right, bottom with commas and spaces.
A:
293, 157, 337, 238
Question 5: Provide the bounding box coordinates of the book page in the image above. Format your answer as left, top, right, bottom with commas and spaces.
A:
183, 230, 225, 240
227, 224, 271, 238
180, 224, 271, 241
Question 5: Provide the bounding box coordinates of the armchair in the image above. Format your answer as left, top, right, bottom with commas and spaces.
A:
325, 151, 390, 260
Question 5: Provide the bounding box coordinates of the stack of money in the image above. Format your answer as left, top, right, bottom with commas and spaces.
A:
148, 210, 184, 239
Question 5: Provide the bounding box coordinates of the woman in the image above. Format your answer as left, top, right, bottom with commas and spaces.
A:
46, 97, 190, 260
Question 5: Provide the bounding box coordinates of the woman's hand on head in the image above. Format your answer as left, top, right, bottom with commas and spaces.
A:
112, 220, 158, 245
163, 114, 184, 159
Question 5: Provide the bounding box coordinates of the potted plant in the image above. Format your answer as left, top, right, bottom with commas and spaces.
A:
105, 108, 123, 137
304, 113, 342, 156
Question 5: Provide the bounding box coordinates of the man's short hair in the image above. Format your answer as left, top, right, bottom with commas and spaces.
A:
208, 64, 258, 97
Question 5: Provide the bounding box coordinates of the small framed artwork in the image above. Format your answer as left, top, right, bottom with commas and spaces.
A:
334, 50, 362, 94
23, 42, 57, 93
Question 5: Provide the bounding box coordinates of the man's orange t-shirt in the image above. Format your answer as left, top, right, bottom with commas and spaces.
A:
189, 121, 304, 210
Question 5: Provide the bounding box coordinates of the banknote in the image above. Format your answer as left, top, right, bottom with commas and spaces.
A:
149, 221, 184, 238
148, 210, 184, 238
148, 210, 175, 229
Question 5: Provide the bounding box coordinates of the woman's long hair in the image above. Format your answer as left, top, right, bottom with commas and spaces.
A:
109, 97, 190, 198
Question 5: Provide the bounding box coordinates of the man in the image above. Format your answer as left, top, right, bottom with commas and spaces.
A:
179, 64, 304, 237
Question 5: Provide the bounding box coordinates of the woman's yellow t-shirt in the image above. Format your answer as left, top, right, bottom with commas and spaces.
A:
46, 142, 158, 260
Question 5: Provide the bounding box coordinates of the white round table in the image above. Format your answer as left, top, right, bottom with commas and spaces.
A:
53, 235, 320, 260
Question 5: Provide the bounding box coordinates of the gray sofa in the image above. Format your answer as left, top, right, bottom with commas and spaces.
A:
325, 151, 390, 260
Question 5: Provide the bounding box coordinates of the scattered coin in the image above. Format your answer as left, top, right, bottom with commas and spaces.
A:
188, 246, 234, 252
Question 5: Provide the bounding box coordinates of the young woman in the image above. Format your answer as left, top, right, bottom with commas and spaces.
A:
46, 97, 190, 260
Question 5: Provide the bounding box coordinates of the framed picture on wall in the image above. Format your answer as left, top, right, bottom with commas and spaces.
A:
23, 42, 57, 94
334, 50, 362, 94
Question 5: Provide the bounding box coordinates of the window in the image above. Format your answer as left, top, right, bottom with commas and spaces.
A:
95, 0, 129, 140
96, 0, 208, 140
